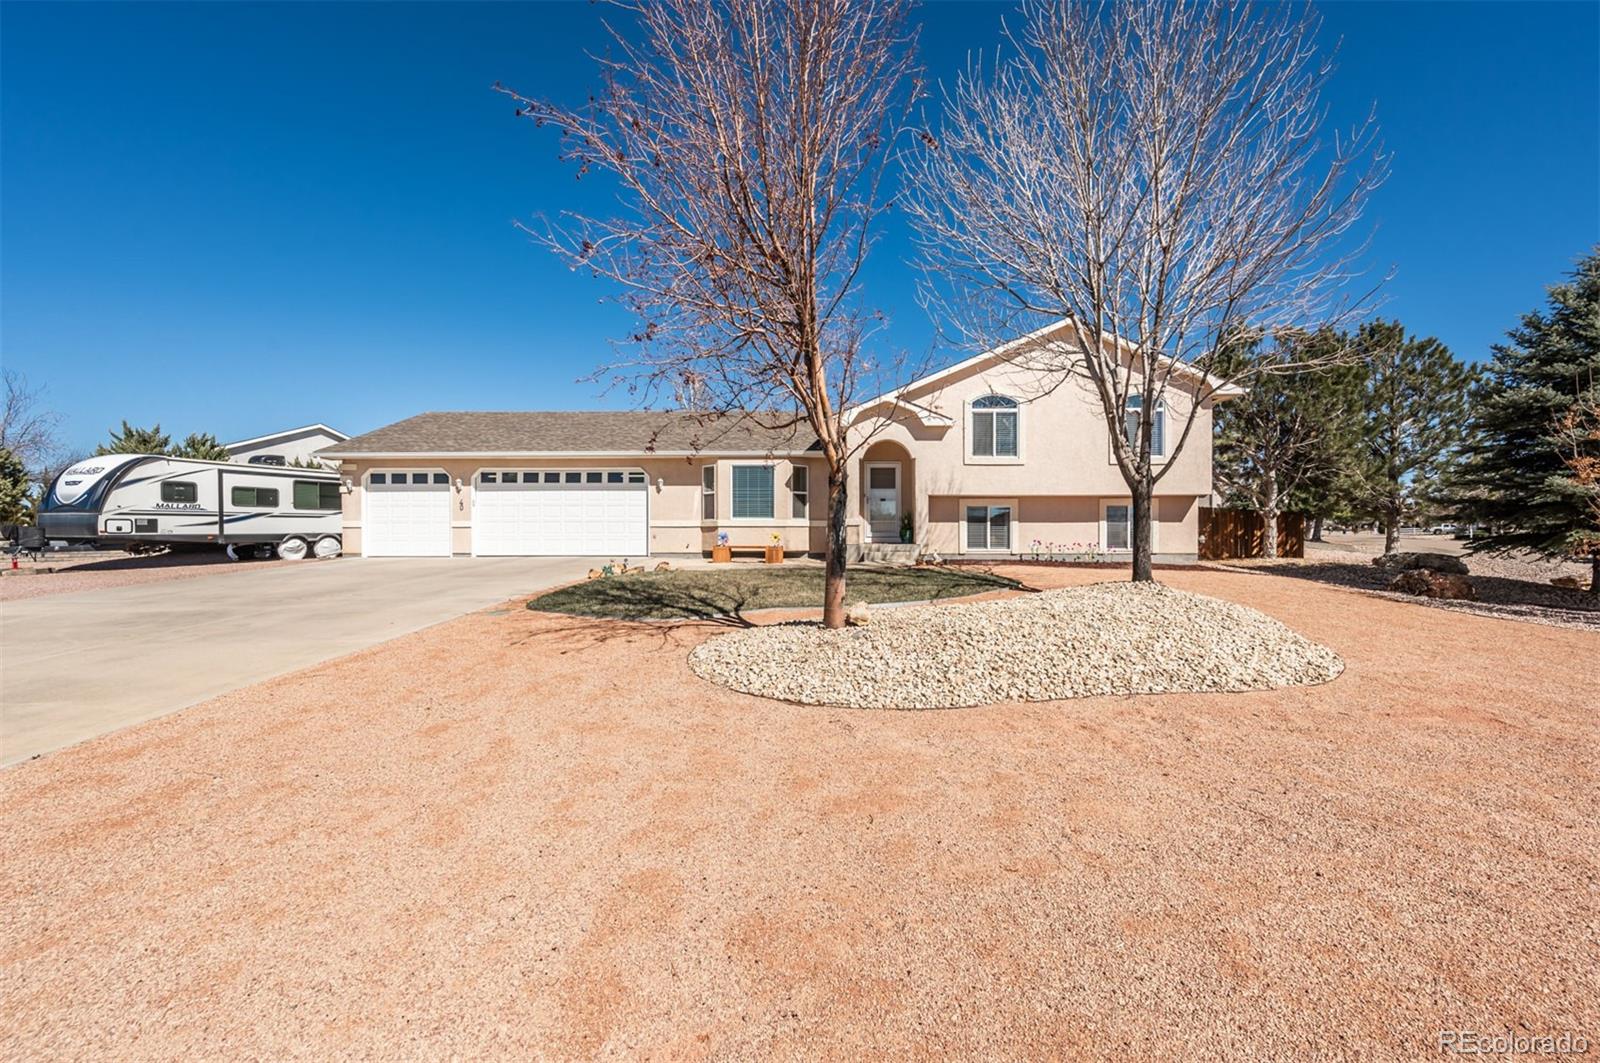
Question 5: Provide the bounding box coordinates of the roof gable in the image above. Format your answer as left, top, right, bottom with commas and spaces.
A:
225, 423, 349, 449
850, 318, 1245, 420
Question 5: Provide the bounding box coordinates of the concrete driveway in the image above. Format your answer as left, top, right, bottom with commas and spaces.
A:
0, 556, 592, 766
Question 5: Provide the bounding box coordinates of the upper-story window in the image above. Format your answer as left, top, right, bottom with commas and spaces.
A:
1124, 396, 1166, 458
970, 394, 1020, 458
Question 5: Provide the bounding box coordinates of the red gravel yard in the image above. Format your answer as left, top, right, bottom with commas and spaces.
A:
1, 566, 1594, 1059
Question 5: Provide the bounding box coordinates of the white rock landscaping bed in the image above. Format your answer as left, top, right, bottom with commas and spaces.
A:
688, 581, 1343, 709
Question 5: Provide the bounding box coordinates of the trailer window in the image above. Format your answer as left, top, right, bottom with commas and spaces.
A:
293, 480, 341, 510
231, 486, 279, 508
160, 481, 198, 503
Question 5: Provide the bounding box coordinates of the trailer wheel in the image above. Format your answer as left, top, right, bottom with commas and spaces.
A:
312, 535, 342, 559
277, 536, 309, 561
226, 543, 245, 562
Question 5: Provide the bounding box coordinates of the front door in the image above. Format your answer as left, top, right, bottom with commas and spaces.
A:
866, 463, 900, 543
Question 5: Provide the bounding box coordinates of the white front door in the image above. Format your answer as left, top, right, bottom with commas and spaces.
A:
865, 463, 900, 544
364, 471, 452, 557
473, 469, 649, 557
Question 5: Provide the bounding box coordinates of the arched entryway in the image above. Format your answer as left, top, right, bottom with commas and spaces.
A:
859, 439, 915, 545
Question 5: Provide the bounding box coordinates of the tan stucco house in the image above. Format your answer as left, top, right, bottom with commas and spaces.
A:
317, 322, 1240, 562
225, 423, 348, 467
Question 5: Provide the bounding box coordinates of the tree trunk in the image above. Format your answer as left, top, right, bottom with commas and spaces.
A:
1131, 472, 1154, 582
1310, 514, 1324, 542
822, 465, 850, 628
1589, 549, 1599, 596
1382, 502, 1399, 555
1260, 469, 1280, 560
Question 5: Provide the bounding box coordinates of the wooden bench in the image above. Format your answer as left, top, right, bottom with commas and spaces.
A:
711, 543, 784, 564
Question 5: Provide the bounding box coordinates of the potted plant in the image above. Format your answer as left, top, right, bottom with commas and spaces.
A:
899, 512, 914, 544
765, 531, 784, 564
712, 530, 732, 564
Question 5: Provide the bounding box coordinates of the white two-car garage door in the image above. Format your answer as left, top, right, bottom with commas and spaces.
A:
363, 471, 452, 557
474, 469, 649, 557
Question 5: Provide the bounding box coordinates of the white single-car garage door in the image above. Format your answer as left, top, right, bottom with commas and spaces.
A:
363, 471, 452, 557
474, 469, 649, 557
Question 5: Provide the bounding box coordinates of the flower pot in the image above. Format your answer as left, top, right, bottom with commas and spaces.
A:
711, 545, 732, 563
764, 545, 784, 564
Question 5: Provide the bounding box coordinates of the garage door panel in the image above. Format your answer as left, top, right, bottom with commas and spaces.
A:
474, 471, 647, 557
364, 473, 452, 557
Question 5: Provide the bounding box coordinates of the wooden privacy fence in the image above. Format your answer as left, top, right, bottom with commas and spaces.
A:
1198, 507, 1305, 560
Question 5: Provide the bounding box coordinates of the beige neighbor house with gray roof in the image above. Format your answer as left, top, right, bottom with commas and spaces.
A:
317, 322, 1240, 562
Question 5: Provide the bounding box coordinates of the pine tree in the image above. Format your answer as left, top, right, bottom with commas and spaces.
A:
1213, 329, 1366, 557
172, 433, 231, 461
95, 421, 171, 456
0, 447, 29, 524
1448, 249, 1600, 588
1351, 321, 1477, 554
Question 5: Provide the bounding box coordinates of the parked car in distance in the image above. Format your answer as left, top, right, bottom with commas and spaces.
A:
1429, 523, 1458, 535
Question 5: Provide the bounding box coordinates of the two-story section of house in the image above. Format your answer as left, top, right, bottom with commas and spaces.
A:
319, 321, 1239, 562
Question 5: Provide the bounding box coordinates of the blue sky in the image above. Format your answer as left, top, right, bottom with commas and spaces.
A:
3, 1, 1596, 455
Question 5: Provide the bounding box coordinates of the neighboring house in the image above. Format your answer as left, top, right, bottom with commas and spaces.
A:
319, 322, 1241, 561
224, 424, 349, 467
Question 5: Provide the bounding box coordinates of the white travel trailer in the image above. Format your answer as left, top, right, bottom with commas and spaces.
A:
39, 454, 344, 560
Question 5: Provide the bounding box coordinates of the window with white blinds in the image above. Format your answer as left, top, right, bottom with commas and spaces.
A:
964, 504, 1012, 551
731, 465, 774, 519
970, 394, 1020, 458
1105, 504, 1131, 550
790, 465, 808, 519
1124, 396, 1166, 457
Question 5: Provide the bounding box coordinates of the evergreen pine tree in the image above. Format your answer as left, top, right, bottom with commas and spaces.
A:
0, 447, 29, 524
1213, 329, 1366, 556
1351, 321, 1477, 554
1448, 249, 1600, 588
172, 433, 231, 461
95, 421, 172, 456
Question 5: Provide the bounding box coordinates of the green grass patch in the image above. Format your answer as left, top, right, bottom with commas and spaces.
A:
527, 565, 1023, 622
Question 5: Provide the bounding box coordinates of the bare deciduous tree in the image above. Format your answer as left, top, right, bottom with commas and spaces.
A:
1, 368, 64, 472
495, 0, 918, 628
905, 0, 1387, 580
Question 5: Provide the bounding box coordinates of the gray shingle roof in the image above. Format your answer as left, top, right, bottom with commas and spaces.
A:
321, 411, 820, 456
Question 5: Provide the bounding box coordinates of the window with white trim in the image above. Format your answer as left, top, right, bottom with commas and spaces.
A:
701, 465, 716, 520
1124, 396, 1166, 457
964, 504, 1012, 551
970, 394, 1020, 458
731, 465, 775, 520
1105, 503, 1131, 551
791, 465, 809, 519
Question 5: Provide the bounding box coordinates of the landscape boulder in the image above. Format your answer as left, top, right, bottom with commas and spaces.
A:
1387, 568, 1476, 601
845, 601, 871, 626
1550, 575, 1584, 590
1372, 551, 1469, 575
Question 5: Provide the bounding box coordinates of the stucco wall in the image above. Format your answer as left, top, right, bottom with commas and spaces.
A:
850, 358, 1215, 500
925, 493, 1198, 559
229, 428, 345, 466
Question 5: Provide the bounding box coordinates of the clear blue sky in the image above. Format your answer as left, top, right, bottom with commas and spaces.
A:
3, 1, 1596, 454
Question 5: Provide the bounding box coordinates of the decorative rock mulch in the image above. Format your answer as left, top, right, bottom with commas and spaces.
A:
688, 581, 1344, 709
